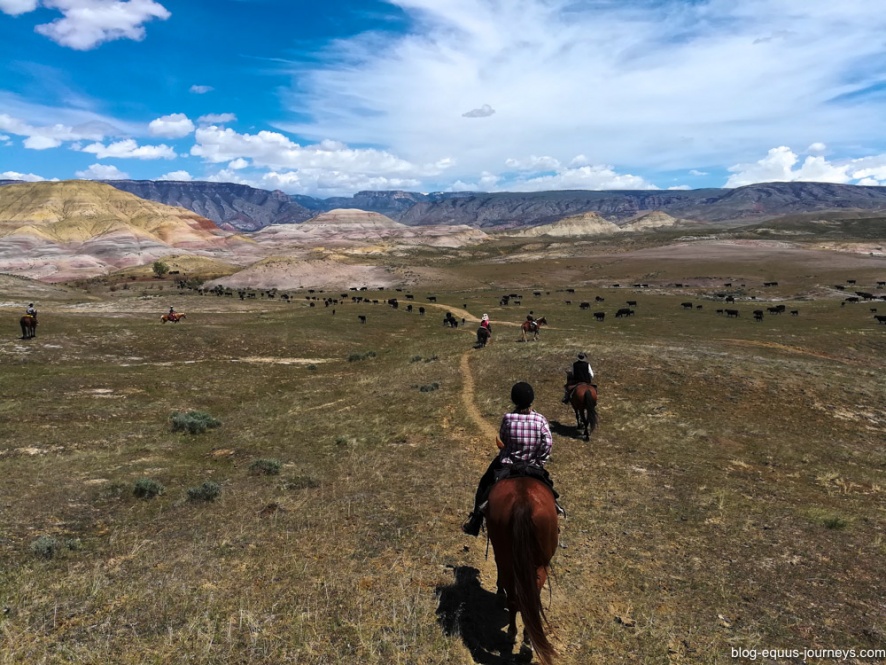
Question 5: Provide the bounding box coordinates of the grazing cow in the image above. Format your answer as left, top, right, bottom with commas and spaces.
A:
358, 315, 366, 324
725, 309, 739, 317
564, 300, 571, 305
877, 281, 885, 287
716, 309, 724, 315
725, 296, 735, 303
753, 309, 764, 316
579, 302, 591, 310
754, 312, 764, 321
566, 288, 575, 293
615, 308, 634, 317
595, 296, 605, 302
405, 294, 414, 300
419, 307, 425, 316
856, 291, 875, 300
696, 305, 703, 310
767, 307, 781, 314
875, 315, 886, 324
626, 300, 637, 307
790, 310, 799, 316
724, 283, 732, 287
871, 308, 878, 313
681, 302, 693, 309
847, 279, 857, 284
593, 312, 605, 321
406, 304, 413, 312
428, 296, 437, 302
845, 297, 860, 303
533, 291, 542, 296
834, 285, 846, 290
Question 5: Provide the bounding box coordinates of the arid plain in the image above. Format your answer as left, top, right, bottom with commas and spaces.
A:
1, 224, 885, 664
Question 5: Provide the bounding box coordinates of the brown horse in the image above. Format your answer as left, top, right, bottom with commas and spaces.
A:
160, 313, 186, 323
520, 316, 547, 342
20, 315, 37, 339
569, 383, 598, 440
486, 477, 559, 665
476, 326, 492, 347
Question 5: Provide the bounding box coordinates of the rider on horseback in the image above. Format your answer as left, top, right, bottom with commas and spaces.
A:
26, 303, 37, 319
525, 313, 536, 331
562, 352, 595, 403
462, 382, 556, 536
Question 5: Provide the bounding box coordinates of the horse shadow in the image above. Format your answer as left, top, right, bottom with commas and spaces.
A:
548, 419, 583, 440
435, 565, 532, 664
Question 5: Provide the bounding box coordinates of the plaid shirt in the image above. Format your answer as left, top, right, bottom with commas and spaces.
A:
498, 410, 552, 466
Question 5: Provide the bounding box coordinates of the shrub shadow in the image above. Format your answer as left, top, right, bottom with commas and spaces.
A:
435, 565, 527, 664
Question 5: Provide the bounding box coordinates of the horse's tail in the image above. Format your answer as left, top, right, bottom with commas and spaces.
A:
584, 388, 598, 435
511, 501, 556, 664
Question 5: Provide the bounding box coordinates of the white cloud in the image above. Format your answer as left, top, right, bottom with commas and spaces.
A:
227, 158, 249, 170
191, 125, 442, 177
856, 177, 881, 186
462, 104, 495, 118
76, 163, 129, 179
190, 85, 213, 94
0, 0, 38, 15
504, 155, 561, 171
689, 169, 708, 176
668, 185, 692, 190
807, 142, 827, 153
502, 164, 656, 192
34, 0, 171, 50
725, 146, 851, 187
148, 113, 194, 138
81, 138, 176, 159
1, 170, 45, 181
24, 135, 63, 150
0, 111, 122, 151
277, 1, 886, 184
158, 170, 193, 181
198, 113, 236, 124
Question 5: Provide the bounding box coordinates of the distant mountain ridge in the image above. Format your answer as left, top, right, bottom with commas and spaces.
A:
3, 179, 886, 232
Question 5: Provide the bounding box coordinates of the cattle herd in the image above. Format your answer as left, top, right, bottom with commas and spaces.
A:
187, 278, 885, 331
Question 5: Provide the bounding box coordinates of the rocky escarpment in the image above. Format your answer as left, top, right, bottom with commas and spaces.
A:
104, 180, 314, 231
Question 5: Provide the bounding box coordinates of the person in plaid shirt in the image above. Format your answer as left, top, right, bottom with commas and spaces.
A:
462, 382, 555, 536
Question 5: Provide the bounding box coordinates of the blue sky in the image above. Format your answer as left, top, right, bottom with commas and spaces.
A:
2, 0, 886, 198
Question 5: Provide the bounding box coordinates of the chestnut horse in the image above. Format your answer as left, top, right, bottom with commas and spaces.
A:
160, 313, 186, 323
520, 316, 547, 342
20, 315, 37, 339
569, 383, 598, 440
486, 477, 558, 665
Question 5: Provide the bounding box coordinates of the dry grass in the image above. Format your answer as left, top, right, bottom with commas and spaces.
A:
1, 245, 884, 664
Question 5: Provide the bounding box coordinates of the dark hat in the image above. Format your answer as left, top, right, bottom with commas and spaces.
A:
577, 352, 586, 360
510, 382, 534, 408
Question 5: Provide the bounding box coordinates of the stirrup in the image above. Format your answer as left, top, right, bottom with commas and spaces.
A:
555, 502, 567, 518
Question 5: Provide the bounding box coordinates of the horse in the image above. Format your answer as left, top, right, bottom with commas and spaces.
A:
486, 477, 559, 665
520, 316, 547, 342
476, 326, 492, 347
20, 315, 37, 339
568, 383, 598, 440
160, 313, 186, 323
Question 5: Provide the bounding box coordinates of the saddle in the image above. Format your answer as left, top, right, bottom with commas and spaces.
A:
485, 462, 565, 516
565, 382, 597, 401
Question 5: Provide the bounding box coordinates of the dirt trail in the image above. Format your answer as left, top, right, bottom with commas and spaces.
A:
723, 339, 871, 366
459, 349, 498, 442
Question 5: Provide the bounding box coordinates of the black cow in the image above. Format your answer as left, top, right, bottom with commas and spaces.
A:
579, 302, 591, 310
358, 315, 366, 324
725, 309, 739, 317
753, 312, 764, 321
593, 312, 605, 321
626, 300, 637, 307
428, 296, 437, 302
615, 308, 634, 317
681, 302, 693, 309
875, 315, 886, 324
419, 307, 425, 316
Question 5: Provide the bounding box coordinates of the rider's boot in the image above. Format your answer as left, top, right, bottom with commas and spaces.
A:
461, 512, 483, 537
